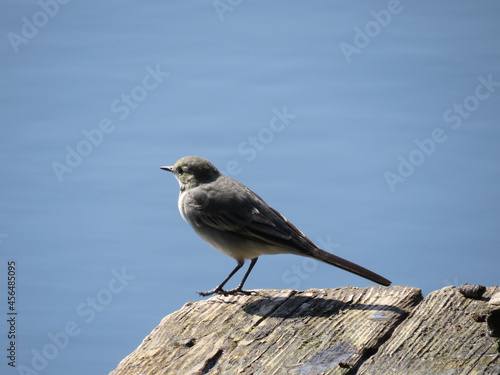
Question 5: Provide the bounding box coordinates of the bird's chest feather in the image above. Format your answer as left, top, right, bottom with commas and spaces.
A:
178, 190, 189, 222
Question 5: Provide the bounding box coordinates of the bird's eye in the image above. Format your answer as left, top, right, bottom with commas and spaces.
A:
177, 167, 184, 175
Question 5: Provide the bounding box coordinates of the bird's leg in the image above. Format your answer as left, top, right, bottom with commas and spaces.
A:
197, 261, 244, 296
224, 257, 258, 295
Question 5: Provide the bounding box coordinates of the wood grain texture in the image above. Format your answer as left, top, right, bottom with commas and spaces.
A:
358, 286, 500, 375
109, 286, 500, 375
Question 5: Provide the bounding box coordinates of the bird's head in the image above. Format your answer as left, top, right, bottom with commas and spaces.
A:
161, 156, 221, 191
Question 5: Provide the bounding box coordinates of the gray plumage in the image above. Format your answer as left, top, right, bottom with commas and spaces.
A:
162, 156, 391, 296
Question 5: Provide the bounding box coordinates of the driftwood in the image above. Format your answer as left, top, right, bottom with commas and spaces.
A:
109, 285, 500, 375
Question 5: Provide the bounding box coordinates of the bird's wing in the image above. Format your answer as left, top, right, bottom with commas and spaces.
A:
185, 180, 316, 251
248, 205, 318, 250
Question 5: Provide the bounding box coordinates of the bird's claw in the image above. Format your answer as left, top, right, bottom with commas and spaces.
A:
197, 287, 255, 297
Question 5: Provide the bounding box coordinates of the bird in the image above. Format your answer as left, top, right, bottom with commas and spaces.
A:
161, 156, 391, 296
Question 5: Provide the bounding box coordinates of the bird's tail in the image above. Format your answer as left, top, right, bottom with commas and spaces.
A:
308, 247, 391, 286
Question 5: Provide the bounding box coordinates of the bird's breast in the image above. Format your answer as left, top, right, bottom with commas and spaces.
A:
177, 190, 189, 222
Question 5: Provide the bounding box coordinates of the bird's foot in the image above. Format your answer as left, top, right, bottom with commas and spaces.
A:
224, 287, 255, 296
197, 287, 255, 297
197, 288, 221, 297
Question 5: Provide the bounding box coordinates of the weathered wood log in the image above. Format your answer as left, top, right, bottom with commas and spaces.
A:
358, 286, 500, 375
109, 286, 500, 375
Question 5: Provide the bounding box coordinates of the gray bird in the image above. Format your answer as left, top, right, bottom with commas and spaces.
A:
161, 156, 391, 296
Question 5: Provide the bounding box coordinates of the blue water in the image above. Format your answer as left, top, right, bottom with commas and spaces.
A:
1, 1, 499, 374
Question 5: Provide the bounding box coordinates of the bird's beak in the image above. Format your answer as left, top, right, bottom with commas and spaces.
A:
160, 166, 173, 172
